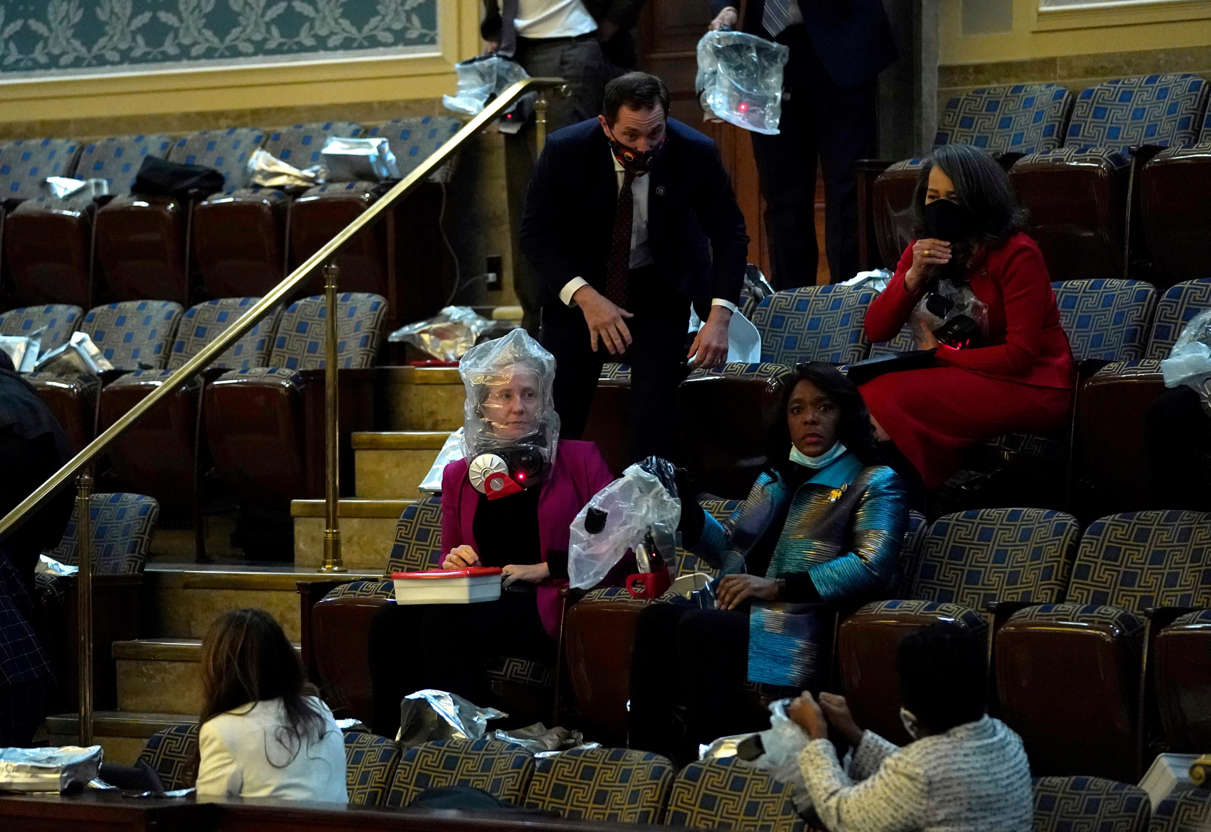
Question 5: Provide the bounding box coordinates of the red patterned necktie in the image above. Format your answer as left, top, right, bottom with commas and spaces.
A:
605, 168, 636, 307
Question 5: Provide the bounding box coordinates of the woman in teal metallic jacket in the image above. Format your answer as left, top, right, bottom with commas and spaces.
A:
629, 362, 909, 761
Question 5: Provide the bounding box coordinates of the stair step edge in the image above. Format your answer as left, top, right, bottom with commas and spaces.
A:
352, 431, 452, 450
290, 498, 414, 519
45, 711, 198, 737
113, 639, 300, 662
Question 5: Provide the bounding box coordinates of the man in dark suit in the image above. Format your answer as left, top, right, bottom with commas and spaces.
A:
708, 1, 896, 288
522, 72, 748, 461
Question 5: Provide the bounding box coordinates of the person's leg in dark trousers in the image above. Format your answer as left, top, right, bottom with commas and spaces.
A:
507, 37, 609, 335
812, 67, 878, 285
624, 268, 689, 462
368, 602, 428, 736
750, 29, 820, 291
675, 608, 765, 754
629, 602, 693, 756
542, 301, 606, 440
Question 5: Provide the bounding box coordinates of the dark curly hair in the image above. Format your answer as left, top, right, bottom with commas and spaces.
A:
911, 143, 1028, 250
897, 620, 987, 734
765, 362, 877, 474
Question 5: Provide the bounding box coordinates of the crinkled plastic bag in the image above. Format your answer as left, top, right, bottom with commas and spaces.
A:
34, 331, 114, 377
389, 306, 495, 362
841, 268, 893, 292
443, 55, 531, 116
321, 137, 400, 182
699, 699, 812, 813
568, 463, 681, 589
491, 722, 585, 754
36, 554, 78, 577
696, 30, 789, 135
1161, 309, 1211, 415
0, 326, 43, 373
418, 429, 467, 493
396, 689, 505, 746
247, 147, 325, 189
911, 277, 989, 349
0, 745, 102, 793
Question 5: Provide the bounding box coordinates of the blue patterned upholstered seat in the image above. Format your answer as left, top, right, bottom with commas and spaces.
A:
1032, 776, 1150, 832
385, 738, 534, 807
0, 304, 82, 351
935, 84, 1073, 155
74, 133, 178, 194
997, 510, 1211, 779
664, 758, 805, 831
750, 286, 875, 366
0, 137, 82, 199
522, 746, 675, 824
166, 297, 280, 372
369, 115, 462, 181
168, 127, 267, 192
136, 723, 199, 791
1054, 278, 1157, 362
345, 731, 401, 807
840, 508, 1079, 744
1151, 784, 1211, 832
48, 492, 160, 573
76, 300, 185, 371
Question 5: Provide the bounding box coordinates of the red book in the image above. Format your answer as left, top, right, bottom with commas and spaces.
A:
391, 567, 503, 605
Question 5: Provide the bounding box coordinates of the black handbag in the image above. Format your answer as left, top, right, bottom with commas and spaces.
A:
131, 155, 225, 198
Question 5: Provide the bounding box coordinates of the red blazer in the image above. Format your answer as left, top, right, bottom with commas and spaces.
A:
440, 440, 614, 639
865, 233, 1075, 390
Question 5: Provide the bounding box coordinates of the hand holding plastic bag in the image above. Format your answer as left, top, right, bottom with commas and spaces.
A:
567, 462, 681, 589
695, 29, 789, 135
699, 698, 813, 813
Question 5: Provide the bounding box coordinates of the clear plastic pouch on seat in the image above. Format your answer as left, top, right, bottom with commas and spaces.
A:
320, 137, 401, 182
695, 29, 789, 135
1161, 309, 1211, 416
33, 331, 114, 378
0, 745, 102, 793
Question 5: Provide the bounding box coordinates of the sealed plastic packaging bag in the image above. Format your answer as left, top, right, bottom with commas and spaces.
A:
567, 462, 680, 590
696, 29, 789, 135
443, 55, 531, 116
1161, 309, 1211, 416
0, 327, 43, 373
320, 137, 401, 182
911, 277, 989, 349
0, 745, 102, 793
388, 306, 495, 363
34, 331, 114, 377
247, 147, 325, 190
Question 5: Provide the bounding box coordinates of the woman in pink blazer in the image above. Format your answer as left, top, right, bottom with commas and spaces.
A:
369, 331, 614, 737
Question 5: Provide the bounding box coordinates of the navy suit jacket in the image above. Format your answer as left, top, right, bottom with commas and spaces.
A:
520, 117, 748, 308
711, 0, 896, 89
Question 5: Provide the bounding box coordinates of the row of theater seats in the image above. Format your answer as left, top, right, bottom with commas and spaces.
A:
589, 277, 1210, 516
137, 722, 1187, 831
0, 294, 388, 521
866, 72, 1211, 285
303, 490, 1211, 784
0, 117, 460, 326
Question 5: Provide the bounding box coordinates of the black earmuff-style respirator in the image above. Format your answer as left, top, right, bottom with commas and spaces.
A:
468, 441, 550, 499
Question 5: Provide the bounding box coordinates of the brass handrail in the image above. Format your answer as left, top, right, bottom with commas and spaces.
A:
0, 76, 566, 539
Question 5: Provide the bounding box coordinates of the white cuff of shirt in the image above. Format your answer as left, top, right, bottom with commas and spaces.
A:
560, 277, 589, 306
711, 298, 738, 314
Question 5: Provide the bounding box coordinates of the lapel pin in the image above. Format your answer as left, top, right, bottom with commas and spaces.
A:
654, 185, 666, 197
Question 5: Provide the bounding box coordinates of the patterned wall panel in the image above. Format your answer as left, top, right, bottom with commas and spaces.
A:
1148, 278, 1211, 358
268, 292, 386, 370
1032, 775, 1149, 832
386, 738, 534, 808
0, 303, 82, 350
80, 299, 183, 370
664, 758, 804, 832
1064, 74, 1208, 154
523, 746, 674, 824
750, 285, 875, 366
935, 83, 1073, 155
76, 134, 176, 195
912, 508, 1080, 609
0, 1, 438, 78
1052, 279, 1156, 362
1066, 510, 1211, 611
168, 297, 279, 371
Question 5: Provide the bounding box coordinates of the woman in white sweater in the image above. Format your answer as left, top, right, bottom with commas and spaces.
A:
788, 621, 1032, 832
195, 608, 347, 803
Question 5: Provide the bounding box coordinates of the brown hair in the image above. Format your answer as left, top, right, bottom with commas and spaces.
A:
200, 608, 326, 767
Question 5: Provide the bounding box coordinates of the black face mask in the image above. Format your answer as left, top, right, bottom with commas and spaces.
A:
606, 127, 665, 175
923, 198, 976, 242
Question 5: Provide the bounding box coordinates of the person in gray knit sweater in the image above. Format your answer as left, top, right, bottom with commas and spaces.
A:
787, 622, 1033, 832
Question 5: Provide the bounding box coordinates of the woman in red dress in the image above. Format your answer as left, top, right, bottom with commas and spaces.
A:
861, 143, 1074, 490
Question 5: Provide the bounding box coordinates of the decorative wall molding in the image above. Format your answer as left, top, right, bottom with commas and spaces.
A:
0, 0, 438, 80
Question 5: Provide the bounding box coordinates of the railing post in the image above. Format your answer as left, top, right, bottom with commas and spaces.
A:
321, 261, 345, 574
75, 470, 94, 746
535, 93, 549, 151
